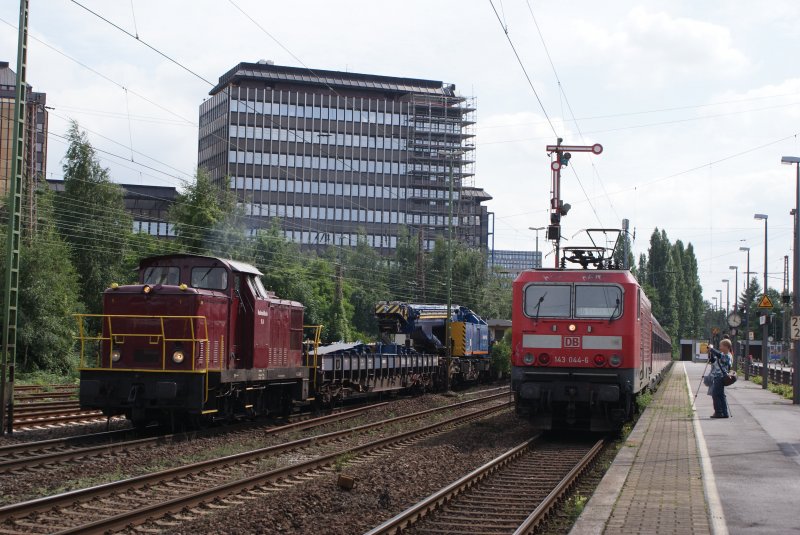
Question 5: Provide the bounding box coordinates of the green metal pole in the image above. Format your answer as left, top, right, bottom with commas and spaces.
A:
1, 0, 29, 435
445, 157, 453, 392
762, 218, 769, 389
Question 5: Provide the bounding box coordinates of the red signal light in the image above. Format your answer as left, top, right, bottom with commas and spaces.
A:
538, 353, 551, 365
593, 354, 606, 367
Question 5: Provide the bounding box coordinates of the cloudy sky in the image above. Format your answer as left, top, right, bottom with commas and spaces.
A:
2, 0, 799, 307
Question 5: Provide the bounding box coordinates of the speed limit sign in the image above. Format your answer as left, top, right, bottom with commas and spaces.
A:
792, 316, 800, 341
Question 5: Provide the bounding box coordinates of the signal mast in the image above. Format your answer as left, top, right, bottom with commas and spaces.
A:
545, 139, 603, 267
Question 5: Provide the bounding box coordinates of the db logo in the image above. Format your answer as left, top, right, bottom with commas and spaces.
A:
564, 336, 581, 348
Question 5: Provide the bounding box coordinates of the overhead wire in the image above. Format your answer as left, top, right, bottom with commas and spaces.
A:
480, 99, 800, 146
0, 17, 195, 126
487, 0, 558, 138
69, 0, 215, 86
524, 0, 612, 225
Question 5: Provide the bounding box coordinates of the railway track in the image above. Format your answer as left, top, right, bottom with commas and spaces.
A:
366, 437, 605, 535
13, 391, 76, 402
0, 399, 392, 473
6, 389, 106, 430
0, 393, 511, 533
14, 384, 77, 395
1, 388, 509, 473
10, 406, 110, 430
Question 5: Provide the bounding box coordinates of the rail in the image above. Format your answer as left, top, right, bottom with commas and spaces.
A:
746, 362, 794, 386
73, 313, 210, 372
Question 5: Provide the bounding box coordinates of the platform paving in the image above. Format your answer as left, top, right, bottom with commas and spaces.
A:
571, 361, 800, 534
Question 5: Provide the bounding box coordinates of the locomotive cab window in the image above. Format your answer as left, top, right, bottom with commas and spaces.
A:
248, 275, 269, 299
142, 266, 180, 285
575, 285, 623, 318
191, 267, 228, 290
523, 284, 571, 318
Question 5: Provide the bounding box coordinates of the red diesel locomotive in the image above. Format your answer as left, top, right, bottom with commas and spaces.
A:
77, 254, 440, 427
511, 235, 671, 431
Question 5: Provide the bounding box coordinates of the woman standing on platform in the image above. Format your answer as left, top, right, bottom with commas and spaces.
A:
708, 339, 733, 418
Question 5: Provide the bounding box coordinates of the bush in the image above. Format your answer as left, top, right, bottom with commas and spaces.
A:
490, 331, 511, 379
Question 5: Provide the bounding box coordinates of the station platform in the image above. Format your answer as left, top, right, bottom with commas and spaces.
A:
570, 361, 800, 534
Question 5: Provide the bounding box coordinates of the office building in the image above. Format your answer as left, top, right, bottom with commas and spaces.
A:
1, 60, 48, 232
491, 249, 541, 279
198, 61, 490, 253
49, 180, 177, 238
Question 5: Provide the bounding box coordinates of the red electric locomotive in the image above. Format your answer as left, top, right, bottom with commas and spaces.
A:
511, 230, 671, 431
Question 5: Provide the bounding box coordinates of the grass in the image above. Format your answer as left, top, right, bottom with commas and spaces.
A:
15, 369, 78, 386
334, 452, 354, 472
745, 375, 794, 400
636, 391, 653, 412
563, 493, 589, 521
48, 467, 127, 496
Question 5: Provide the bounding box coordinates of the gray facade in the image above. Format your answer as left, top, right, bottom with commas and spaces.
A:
491, 249, 541, 279
198, 61, 490, 253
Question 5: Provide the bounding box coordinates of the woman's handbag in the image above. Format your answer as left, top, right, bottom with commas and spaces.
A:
723, 372, 737, 386
703, 374, 713, 387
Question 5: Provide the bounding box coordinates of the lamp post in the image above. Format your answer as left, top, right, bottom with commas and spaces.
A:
755, 213, 769, 389
716, 290, 722, 314
781, 155, 800, 404
729, 265, 739, 368
447, 156, 454, 386
729, 266, 739, 307
437, 149, 463, 391
740, 246, 751, 379
529, 226, 545, 268
722, 279, 730, 317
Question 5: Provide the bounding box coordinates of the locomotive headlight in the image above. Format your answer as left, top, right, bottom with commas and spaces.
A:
172, 350, 185, 364
568, 324, 577, 332
523, 352, 534, 365
610, 354, 622, 367
179, 283, 188, 291
143, 285, 152, 294
111, 349, 121, 362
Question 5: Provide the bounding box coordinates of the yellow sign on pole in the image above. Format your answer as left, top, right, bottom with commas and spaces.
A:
758, 295, 774, 309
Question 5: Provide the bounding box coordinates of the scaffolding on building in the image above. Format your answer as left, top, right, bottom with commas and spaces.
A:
405, 90, 478, 250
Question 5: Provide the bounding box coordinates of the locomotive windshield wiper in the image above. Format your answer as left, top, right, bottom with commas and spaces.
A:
608, 298, 620, 321
534, 293, 546, 322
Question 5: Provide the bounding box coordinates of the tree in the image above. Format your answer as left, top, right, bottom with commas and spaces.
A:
672, 241, 690, 338
637, 231, 705, 344
16, 187, 83, 373
427, 238, 489, 313
682, 243, 705, 338
389, 226, 423, 301
613, 230, 635, 270
55, 121, 132, 314
490, 330, 511, 378
169, 169, 246, 258
480, 268, 513, 320
343, 234, 389, 339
